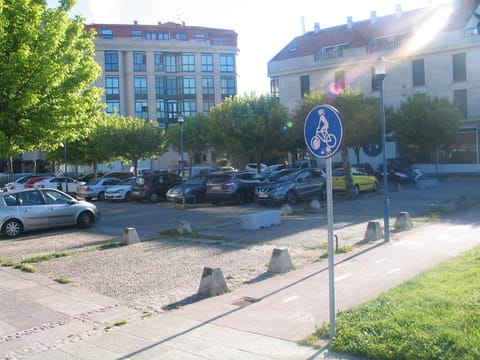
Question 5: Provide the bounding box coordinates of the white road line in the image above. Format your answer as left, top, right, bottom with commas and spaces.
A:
335, 273, 352, 282
282, 295, 299, 303
387, 268, 401, 274
374, 258, 386, 264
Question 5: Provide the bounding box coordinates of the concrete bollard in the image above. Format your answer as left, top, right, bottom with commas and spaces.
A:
198, 267, 228, 297
364, 221, 383, 241
309, 198, 321, 212
280, 204, 293, 215
268, 248, 293, 273
123, 227, 140, 245
394, 212, 413, 232
177, 220, 192, 235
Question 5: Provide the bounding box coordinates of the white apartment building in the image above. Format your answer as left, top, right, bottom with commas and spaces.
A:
268, 0, 480, 174
85, 21, 238, 171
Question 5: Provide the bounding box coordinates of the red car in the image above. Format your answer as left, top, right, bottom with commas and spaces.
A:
23, 176, 50, 189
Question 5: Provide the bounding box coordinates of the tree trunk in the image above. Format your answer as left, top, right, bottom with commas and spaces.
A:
341, 147, 355, 197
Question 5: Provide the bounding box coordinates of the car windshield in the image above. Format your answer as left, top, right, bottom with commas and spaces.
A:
269, 169, 299, 182
119, 178, 136, 185
86, 179, 102, 185
184, 177, 206, 185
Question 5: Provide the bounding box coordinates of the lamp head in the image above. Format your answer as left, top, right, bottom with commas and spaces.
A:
178, 113, 184, 124
375, 56, 388, 79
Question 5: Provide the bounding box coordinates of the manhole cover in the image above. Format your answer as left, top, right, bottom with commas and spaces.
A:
232, 296, 260, 307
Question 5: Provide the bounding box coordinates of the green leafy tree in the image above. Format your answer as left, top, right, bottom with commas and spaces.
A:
165, 113, 211, 164
209, 94, 290, 171
390, 93, 461, 163
116, 117, 167, 176
0, 0, 103, 156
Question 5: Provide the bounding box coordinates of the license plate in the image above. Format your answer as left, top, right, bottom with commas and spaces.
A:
258, 193, 268, 198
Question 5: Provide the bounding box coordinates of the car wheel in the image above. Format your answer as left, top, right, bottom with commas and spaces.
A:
124, 192, 132, 202
2, 219, 23, 238
77, 211, 93, 228
236, 191, 247, 205
149, 193, 160, 203
98, 191, 105, 201
353, 184, 360, 196
285, 191, 297, 207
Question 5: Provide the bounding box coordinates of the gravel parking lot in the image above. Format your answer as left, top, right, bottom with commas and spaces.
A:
1, 176, 478, 314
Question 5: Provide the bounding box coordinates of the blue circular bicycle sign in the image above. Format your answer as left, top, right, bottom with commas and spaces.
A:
304, 104, 344, 159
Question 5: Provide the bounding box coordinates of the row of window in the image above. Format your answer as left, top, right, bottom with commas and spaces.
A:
105, 75, 234, 98
99, 28, 227, 45
105, 51, 235, 73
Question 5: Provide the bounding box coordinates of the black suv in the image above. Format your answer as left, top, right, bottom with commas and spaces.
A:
206, 171, 265, 205
131, 172, 183, 203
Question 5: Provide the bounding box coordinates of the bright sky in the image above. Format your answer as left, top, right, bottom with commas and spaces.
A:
48, 0, 439, 94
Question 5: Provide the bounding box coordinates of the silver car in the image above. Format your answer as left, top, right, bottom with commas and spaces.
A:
0, 188, 100, 238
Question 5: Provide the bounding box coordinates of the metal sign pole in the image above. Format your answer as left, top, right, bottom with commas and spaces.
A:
326, 157, 335, 339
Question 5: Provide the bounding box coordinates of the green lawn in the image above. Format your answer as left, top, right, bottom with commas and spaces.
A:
302, 245, 480, 359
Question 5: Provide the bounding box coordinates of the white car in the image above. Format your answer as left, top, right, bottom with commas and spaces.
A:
104, 177, 136, 201
34, 176, 80, 196
3, 175, 34, 192
244, 163, 267, 173
77, 177, 122, 201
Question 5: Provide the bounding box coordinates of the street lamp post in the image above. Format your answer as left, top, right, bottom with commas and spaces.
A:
178, 113, 185, 205
375, 58, 390, 242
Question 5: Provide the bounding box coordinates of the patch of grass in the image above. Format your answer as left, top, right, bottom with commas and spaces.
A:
159, 228, 180, 238
105, 320, 127, 330
304, 243, 328, 251
54, 278, 73, 284
96, 241, 123, 250
302, 245, 480, 359
1, 259, 16, 267
14, 263, 36, 273
22, 252, 71, 264
319, 245, 354, 259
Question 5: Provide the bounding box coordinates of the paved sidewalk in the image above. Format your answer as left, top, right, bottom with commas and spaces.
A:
1, 177, 480, 359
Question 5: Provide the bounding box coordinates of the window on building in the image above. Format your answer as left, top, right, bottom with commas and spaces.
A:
201, 53, 213, 72
220, 54, 235, 72
182, 76, 196, 95
439, 129, 477, 164
135, 100, 149, 119
270, 77, 279, 98
155, 76, 165, 97
130, 30, 142, 39
167, 100, 179, 121
300, 75, 310, 97
105, 75, 119, 98
105, 51, 119, 72
166, 77, 179, 96
134, 76, 148, 98
165, 55, 177, 73
158, 32, 170, 40
195, 34, 206, 41
156, 100, 166, 121
182, 100, 197, 117
211, 37, 224, 45
203, 100, 215, 114
100, 29, 114, 39
412, 59, 425, 86
106, 101, 120, 115
220, 76, 236, 98
182, 53, 195, 72
145, 32, 157, 40
453, 89, 468, 118
154, 53, 164, 72
133, 52, 146, 71
175, 32, 188, 41
334, 70, 346, 91
452, 53, 466, 82
202, 76, 214, 96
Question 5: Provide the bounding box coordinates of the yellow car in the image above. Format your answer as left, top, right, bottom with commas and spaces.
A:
332, 167, 378, 196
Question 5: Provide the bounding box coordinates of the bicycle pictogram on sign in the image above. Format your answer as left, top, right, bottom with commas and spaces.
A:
304, 105, 343, 159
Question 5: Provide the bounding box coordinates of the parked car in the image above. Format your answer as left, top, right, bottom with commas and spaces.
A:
206, 171, 266, 205
332, 167, 378, 195
34, 176, 80, 196
104, 177, 136, 202
23, 176, 51, 189
0, 188, 100, 238
131, 173, 183, 203
3, 174, 35, 192
166, 176, 209, 203
76, 172, 105, 183
255, 168, 326, 206
244, 163, 267, 173
77, 177, 122, 201
101, 172, 133, 180
178, 166, 217, 180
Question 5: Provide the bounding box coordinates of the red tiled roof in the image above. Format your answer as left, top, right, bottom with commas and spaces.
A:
270, 0, 478, 62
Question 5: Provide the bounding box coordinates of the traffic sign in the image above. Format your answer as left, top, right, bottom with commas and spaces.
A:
304, 105, 343, 159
